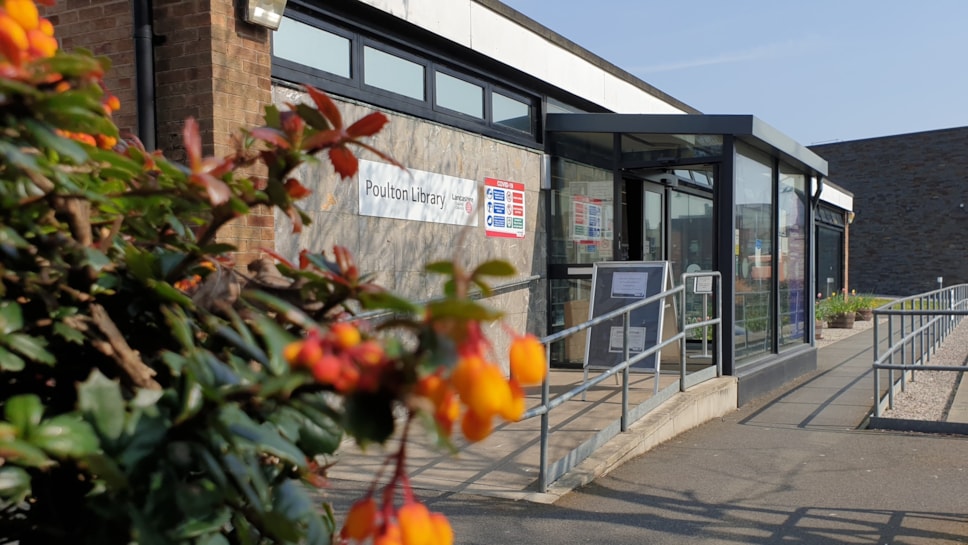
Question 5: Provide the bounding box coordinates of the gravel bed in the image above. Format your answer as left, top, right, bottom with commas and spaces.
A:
815, 316, 968, 421
879, 318, 968, 421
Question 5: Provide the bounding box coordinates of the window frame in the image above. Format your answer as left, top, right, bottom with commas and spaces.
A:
271, 7, 541, 148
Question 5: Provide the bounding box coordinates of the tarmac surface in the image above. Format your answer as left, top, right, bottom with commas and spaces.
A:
325, 320, 968, 544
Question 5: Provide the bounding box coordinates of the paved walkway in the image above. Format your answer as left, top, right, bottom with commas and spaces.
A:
326, 320, 968, 544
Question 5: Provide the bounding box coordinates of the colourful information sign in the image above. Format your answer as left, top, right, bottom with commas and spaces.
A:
484, 177, 526, 238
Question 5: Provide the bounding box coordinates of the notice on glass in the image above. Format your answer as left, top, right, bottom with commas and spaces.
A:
608, 326, 646, 353
611, 272, 648, 298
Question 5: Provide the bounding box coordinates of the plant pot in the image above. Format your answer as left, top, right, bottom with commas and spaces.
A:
855, 308, 873, 321
828, 313, 855, 329
815, 320, 825, 340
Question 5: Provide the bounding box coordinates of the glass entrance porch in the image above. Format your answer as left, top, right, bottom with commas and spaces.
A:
544, 114, 827, 389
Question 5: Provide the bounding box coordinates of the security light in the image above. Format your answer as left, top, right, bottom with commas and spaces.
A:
243, 0, 288, 30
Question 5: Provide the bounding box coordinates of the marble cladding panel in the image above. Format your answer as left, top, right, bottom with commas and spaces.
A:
271, 86, 547, 343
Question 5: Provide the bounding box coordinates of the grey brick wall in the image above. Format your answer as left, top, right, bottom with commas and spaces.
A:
811, 127, 968, 296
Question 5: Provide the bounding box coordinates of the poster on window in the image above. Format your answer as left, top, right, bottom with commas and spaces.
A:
572, 195, 603, 243
484, 177, 526, 238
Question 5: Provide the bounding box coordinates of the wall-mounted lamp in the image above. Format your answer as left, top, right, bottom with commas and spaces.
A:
847, 211, 855, 224
243, 0, 288, 30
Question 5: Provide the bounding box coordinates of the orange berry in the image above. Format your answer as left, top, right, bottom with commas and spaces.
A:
416, 373, 447, 405
37, 17, 52, 36
509, 334, 547, 386
341, 497, 378, 541
5, 0, 39, 31
282, 340, 302, 365
429, 513, 453, 545
0, 12, 28, 65
449, 355, 483, 399
352, 340, 385, 367
333, 361, 360, 392
460, 409, 493, 443
330, 322, 361, 350
397, 502, 432, 545
462, 364, 510, 419
374, 523, 402, 545
498, 379, 525, 422
25, 26, 53, 58
95, 134, 117, 150
310, 353, 341, 384
434, 392, 460, 437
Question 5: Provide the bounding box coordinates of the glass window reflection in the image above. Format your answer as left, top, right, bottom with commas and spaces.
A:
364, 46, 425, 100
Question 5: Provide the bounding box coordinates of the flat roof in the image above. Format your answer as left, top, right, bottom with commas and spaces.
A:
546, 113, 829, 176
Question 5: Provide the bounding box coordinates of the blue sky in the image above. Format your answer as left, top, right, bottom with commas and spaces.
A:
501, 0, 968, 146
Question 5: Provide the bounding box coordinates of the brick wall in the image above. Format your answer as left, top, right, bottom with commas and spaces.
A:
811, 127, 968, 295
42, 0, 137, 137
43, 0, 276, 266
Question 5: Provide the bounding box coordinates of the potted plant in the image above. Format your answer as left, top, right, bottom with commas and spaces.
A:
818, 292, 855, 329
814, 292, 829, 339
851, 291, 875, 321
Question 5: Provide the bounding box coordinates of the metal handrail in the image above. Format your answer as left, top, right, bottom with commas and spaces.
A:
872, 284, 968, 417
526, 272, 723, 491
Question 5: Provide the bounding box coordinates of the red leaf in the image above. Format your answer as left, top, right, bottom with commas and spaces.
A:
329, 146, 358, 179
257, 248, 296, 269
250, 127, 291, 149
304, 85, 343, 130
190, 173, 231, 206
284, 178, 312, 199
346, 112, 388, 138
301, 129, 341, 152
183, 117, 202, 172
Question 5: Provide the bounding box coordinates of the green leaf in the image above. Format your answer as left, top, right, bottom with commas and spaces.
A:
426, 299, 504, 322
23, 119, 88, 164
31, 414, 99, 458
0, 438, 53, 468
286, 403, 342, 455
196, 534, 230, 545
358, 290, 418, 314
78, 370, 126, 441
0, 302, 23, 335
53, 321, 86, 344
148, 279, 195, 307
343, 393, 395, 446
125, 246, 158, 281
82, 247, 113, 272
0, 346, 25, 371
250, 315, 295, 376
5, 394, 44, 435
82, 452, 129, 489
425, 261, 455, 275
171, 508, 231, 539
162, 306, 195, 348
242, 290, 316, 330
294, 103, 332, 131
4, 333, 56, 365
260, 510, 302, 542
219, 406, 307, 470
472, 259, 516, 278
0, 466, 32, 503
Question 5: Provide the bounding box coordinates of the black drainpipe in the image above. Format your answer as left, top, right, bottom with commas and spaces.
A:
133, 0, 156, 151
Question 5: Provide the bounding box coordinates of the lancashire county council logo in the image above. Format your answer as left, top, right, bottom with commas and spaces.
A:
465, 201, 473, 214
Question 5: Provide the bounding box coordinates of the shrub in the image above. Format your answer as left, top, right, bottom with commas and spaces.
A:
0, 3, 544, 544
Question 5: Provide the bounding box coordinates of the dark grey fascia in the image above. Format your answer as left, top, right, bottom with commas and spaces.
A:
546, 113, 828, 177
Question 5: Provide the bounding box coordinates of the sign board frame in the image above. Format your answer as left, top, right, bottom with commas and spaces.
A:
584, 261, 671, 371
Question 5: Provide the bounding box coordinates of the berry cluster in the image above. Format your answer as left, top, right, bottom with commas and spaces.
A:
0, 0, 56, 68
342, 497, 452, 545
417, 329, 546, 443
284, 322, 391, 394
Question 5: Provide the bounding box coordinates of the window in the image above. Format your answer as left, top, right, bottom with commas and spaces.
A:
363, 46, 425, 101
272, 13, 538, 145
274, 17, 350, 78
435, 72, 483, 118
493, 92, 531, 132
734, 142, 775, 363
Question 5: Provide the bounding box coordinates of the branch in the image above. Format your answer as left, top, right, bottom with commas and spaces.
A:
86, 304, 161, 390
